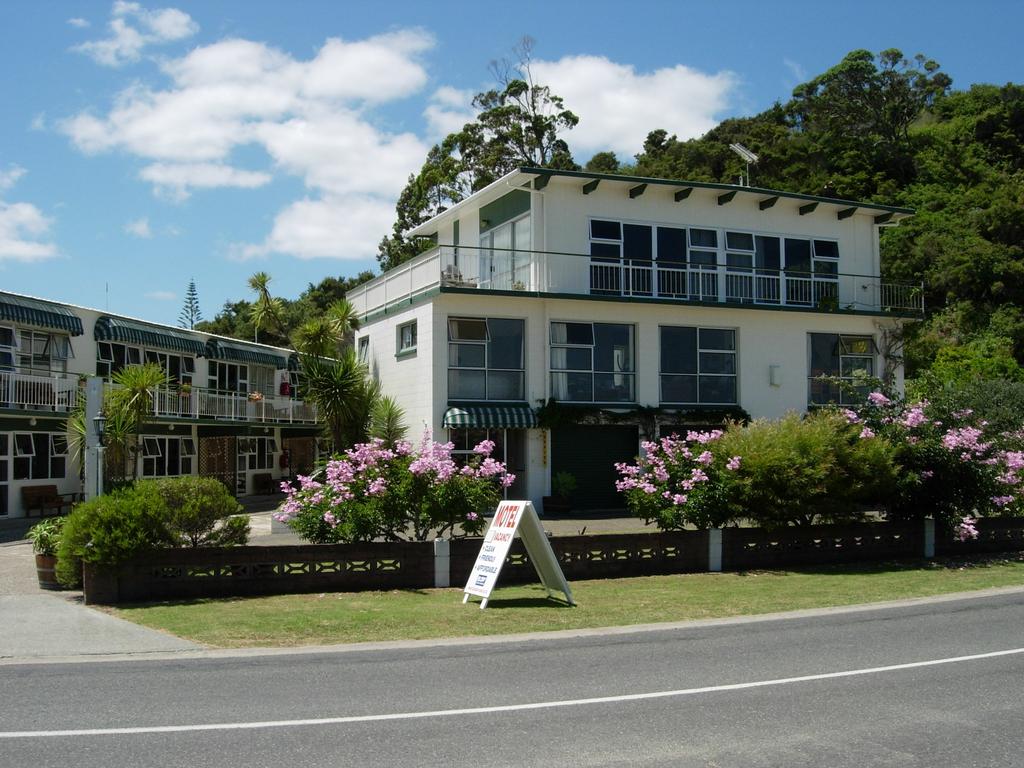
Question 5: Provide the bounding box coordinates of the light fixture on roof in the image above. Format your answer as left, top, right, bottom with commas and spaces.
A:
729, 143, 760, 187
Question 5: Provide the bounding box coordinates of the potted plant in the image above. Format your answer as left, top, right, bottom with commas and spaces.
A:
178, 381, 192, 396
27, 517, 67, 590
248, 390, 264, 403
542, 471, 577, 515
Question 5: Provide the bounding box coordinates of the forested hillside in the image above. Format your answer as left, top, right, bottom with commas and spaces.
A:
204, 48, 1024, 380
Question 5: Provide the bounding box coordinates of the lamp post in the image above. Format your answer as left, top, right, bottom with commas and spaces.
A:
92, 410, 106, 498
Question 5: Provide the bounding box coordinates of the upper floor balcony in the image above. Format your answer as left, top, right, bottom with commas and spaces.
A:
348, 246, 924, 320
0, 370, 317, 425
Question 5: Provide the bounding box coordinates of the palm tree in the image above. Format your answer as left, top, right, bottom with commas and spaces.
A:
291, 317, 337, 359
247, 271, 285, 343
326, 298, 361, 350
110, 362, 169, 479
300, 349, 376, 450
369, 395, 407, 446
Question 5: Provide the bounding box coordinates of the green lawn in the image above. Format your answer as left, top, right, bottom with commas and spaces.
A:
113, 555, 1024, 648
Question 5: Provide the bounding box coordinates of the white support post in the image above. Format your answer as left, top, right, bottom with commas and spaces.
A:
924, 518, 935, 559
84, 377, 104, 501
433, 537, 450, 588
708, 528, 723, 572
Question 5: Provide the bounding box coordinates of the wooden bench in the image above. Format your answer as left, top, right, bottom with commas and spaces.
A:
22, 485, 78, 518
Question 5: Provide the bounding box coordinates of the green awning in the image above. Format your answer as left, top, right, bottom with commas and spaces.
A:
95, 316, 206, 356
205, 339, 287, 369
443, 405, 537, 429
0, 293, 83, 336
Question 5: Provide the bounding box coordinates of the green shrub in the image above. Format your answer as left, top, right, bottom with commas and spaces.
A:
27, 517, 66, 556
55, 477, 250, 587
714, 412, 897, 527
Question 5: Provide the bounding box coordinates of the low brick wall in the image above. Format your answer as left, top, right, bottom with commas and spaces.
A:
723, 521, 924, 570
935, 517, 1024, 557
81, 517, 1024, 605
84, 541, 435, 605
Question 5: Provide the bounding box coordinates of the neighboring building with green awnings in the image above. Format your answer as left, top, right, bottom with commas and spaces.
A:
94, 316, 207, 356
0, 291, 84, 336
442, 405, 537, 429
205, 339, 287, 368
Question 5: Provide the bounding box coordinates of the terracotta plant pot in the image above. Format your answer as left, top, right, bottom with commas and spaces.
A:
35, 554, 63, 590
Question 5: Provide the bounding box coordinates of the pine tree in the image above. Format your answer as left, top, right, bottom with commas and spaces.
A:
179, 278, 203, 329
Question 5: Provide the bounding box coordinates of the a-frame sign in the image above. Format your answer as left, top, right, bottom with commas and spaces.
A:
462, 500, 575, 609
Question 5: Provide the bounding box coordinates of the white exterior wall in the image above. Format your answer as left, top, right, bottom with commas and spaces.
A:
356, 301, 437, 438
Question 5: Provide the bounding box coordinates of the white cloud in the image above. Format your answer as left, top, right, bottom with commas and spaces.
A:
145, 290, 175, 300
62, 30, 435, 260
0, 202, 59, 263
67, 17, 91, 29
783, 58, 807, 84
124, 217, 152, 237
29, 113, 46, 132
0, 166, 26, 192
424, 86, 475, 139
531, 55, 737, 158
232, 195, 394, 261
139, 163, 272, 201
74, 1, 198, 67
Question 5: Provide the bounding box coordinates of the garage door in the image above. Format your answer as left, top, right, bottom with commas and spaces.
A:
551, 425, 639, 511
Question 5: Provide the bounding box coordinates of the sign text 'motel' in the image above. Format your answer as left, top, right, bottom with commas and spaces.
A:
462, 500, 575, 609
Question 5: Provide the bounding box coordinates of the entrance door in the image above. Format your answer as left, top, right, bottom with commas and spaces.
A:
551, 425, 639, 511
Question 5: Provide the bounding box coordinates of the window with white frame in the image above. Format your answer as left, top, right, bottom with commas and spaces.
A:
448, 317, 525, 401
143, 350, 195, 387
479, 215, 531, 290
660, 327, 737, 405
208, 360, 249, 393
397, 321, 417, 355
0, 327, 15, 374
550, 322, 634, 403
237, 436, 276, 471
18, 330, 72, 376
96, 341, 142, 378
357, 336, 369, 363
808, 333, 877, 405
13, 432, 66, 480
141, 435, 196, 477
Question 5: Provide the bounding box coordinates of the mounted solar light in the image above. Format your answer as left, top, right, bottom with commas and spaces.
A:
93, 410, 106, 448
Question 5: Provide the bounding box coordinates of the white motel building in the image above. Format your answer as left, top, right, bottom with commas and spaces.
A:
0, 294, 320, 519
347, 167, 919, 511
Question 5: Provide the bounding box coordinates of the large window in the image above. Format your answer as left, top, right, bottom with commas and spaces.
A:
449, 427, 526, 499
550, 322, 634, 403
480, 215, 531, 290
397, 321, 417, 355
144, 350, 195, 387
96, 341, 142, 378
142, 436, 195, 477
18, 330, 72, 376
448, 318, 525, 401
208, 360, 249, 393
660, 327, 737, 405
237, 437, 276, 471
13, 432, 66, 480
808, 333, 876, 405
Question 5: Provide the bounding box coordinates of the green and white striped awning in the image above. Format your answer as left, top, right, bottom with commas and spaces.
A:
0, 292, 83, 336
205, 339, 287, 369
443, 405, 538, 429
95, 316, 206, 356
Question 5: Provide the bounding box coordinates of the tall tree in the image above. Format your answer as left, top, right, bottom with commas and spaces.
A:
178, 278, 203, 329
377, 37, 579, 271
247, 271, 285, 345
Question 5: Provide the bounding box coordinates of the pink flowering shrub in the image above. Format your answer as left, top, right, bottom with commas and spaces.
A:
616, 412, 896, 530
275, 432, 514, 543
836, 389, 1024, 530
615, 429, 741, 530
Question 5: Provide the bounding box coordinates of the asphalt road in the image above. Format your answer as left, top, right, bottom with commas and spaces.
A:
1, 591, 1022, 767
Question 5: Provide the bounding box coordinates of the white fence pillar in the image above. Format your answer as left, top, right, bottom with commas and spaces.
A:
434, 538, 451, 588
708, 528, 723, 572
924, 518, 935, 558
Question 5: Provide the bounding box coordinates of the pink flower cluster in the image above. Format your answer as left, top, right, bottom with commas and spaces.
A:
955, 516, 979, 541
615, 430, 740, 509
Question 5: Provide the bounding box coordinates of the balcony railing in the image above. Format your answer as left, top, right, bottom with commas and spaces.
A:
348, 245, 924, 318
0, 370, 78, 411
148, 387, 318, 424
0, 371, 317, 425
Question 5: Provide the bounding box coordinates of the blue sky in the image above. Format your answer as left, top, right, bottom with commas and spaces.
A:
2, 0, 1021, 327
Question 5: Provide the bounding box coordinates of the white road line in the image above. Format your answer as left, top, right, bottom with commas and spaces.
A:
3, 647, 1023, 739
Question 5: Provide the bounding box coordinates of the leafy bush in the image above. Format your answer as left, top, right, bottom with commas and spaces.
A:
838, 390, 1024, 529
617, 414, 898, 530
56, 477, 249, 587
277, 432, 514, 543
715, 412, 897, 527
551, 472, 577, 499
27, 517, 66, 556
